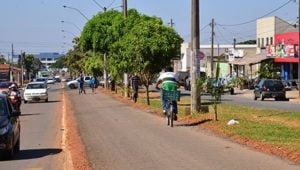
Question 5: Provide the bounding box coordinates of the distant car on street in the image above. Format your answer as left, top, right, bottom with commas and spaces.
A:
23, 82, 49, 103
47, 77, 55, 84
67, 76, 91, 89
35, 77, 47, 84
0, 94, 20, 159
254, 79, 286, 101
54, 76, 61, 82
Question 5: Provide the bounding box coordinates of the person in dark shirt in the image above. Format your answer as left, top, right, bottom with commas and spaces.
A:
78, 76, 86, 94
131, 73, 140, 102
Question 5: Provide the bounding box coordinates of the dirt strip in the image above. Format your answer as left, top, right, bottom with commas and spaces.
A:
63, 91, 93, 170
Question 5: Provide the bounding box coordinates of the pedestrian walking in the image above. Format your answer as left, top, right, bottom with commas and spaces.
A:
131, 73, 140, 103
79, 76, 86, 94
90, 76, 96, 94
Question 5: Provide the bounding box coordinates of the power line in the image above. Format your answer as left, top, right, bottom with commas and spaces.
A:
215, 26, 232, 44
215, 21, 297, 43
91, 0, 107, 11
200, 23, 210, 31
218, 0, 294, 27
107, 0, 117, 9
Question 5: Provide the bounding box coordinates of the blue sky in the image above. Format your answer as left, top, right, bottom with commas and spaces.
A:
0, 0, 297, 55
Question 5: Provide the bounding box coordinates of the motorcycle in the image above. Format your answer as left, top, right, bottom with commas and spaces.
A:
8, 91, 21, 112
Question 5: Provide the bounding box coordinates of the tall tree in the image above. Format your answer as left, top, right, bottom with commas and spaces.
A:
0, 55, 6, 64
113, 19, 183, 105
23, 54, 42, 79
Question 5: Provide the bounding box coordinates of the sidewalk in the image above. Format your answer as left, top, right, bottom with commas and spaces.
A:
233, 88, 300, 103
65, 88, 300, 169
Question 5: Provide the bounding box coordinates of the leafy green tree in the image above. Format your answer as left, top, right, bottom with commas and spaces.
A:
114, 19, 183, 105
23, 54, 42, 79
65, 49, 85, 75
50, 56, 66, 69
257, 61, 280, 79
237, 40, 256, 44
0, 55, 6, 64
83, 52, 103, 77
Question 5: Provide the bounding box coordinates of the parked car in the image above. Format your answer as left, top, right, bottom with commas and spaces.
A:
35, 77, 47, 84
67, 76, 91, 89
176, 71, 189, 87
0, 82, 18, 94
54, 76, 61, 82
254, 79, 286, 101
23, 82, 49, 103
47, 77, 55, 84
0, 94, 21, 159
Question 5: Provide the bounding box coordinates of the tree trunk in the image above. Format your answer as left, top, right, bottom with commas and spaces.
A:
145, 83, 150, 105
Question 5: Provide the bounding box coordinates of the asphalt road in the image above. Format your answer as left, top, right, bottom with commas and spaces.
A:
203, 93, 300, 112
0, 83, 64, 170
150, 86, 300, 112
67, 88, 300, 170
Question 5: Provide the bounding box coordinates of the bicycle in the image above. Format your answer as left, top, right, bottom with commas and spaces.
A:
161, 90, 180, 127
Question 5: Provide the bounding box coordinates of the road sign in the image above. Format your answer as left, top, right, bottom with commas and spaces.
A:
198, 51, 205, 60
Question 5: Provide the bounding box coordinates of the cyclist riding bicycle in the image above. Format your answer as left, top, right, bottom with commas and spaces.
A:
155, 67, 179, 121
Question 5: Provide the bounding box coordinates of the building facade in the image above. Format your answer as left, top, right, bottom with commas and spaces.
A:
34, 52, 63, 70
256, 16, 297, 53
178, 43, 257, 78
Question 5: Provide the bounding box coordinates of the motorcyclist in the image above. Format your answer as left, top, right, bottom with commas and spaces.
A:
8, 84, 22, 112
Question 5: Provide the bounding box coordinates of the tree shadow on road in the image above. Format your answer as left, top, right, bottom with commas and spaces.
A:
10, 148, 62, 160
175, 119, 212, 127
20, 113, 42, 117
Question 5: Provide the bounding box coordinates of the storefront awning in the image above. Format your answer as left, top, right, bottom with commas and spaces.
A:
274, 57, 299, 63
230, 53, 269, 65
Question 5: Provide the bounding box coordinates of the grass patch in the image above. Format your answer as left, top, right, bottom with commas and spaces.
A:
136, 90, 300, 153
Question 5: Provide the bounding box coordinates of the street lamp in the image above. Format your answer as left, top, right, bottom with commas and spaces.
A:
91, 0, 107, 11
61, 20, 82, 32
63, 5, 89, 21
61, 30, 77, 37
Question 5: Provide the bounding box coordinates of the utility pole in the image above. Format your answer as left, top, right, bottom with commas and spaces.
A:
123, 0, 127, 17
210, 18, 215, 78
11, 44, 14, 64
123, 0, 129, 97
191, 0, 200, 113
169, 19, 175, 28
21, 52, 25, 86
298, 0, 300, 97
233, 38, 236, 49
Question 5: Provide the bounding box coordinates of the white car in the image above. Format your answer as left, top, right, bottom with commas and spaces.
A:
67, 76, 91, 89
47, 77, 55, 84
23, 82, 49, 103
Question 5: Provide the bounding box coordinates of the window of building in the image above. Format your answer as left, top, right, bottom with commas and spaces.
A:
41, 58, 46, 61
257, 38, 260, 47
47, 58, 52, 61
270, 37, 273, 45
261, 38, 264, 48
266, 37, 269, 46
